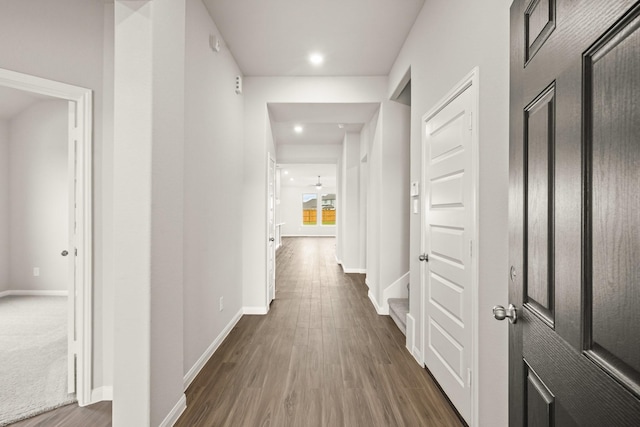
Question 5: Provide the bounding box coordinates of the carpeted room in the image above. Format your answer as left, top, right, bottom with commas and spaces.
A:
0, 92, 75, 426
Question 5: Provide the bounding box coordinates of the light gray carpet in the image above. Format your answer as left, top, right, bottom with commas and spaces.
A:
0, 296, 76, 426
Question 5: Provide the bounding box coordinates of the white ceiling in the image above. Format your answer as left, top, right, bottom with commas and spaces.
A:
0, 86, 51, 120
202, 0, 425, 76
269, 102, 379, 146
279, 163, 337, 189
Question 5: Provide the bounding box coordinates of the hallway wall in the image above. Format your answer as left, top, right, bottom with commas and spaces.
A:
9, 100, 69, 292
183, 0, 245, 380
388, 0, 510, 424
0, 120, 8, 292
0, 0, 110, 391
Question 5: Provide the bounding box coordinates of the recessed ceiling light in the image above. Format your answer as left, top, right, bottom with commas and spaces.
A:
294, 125, 303, 133
338, 123, 345, 129
309, 53, 324, 66
284, 170, 289, 175
290, 178, 294, 181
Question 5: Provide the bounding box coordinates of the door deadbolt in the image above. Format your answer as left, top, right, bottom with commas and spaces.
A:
419, 254, 429, 262
61, 250, 69, 257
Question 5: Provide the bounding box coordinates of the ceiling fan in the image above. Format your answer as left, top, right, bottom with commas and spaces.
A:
311, 175, 322, 190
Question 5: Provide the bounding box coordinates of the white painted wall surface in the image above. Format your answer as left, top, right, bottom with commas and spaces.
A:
243, 77, 387, 311
277, 143, 342, 164
340, 132, 362, 271
0, 121, 9, 292
113, 0, 186, 425
183, 0, 244, 381
9, 100, 68, 291
0, 0, 109, 390
388, 0, 510, 425
280, 186, 336, 237
378, 100, 410, 303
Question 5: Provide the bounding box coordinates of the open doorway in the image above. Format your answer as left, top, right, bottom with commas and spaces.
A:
0, 69, 93, 423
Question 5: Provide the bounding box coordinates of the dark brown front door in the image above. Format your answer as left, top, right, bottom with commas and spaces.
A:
509, 0, 640, 425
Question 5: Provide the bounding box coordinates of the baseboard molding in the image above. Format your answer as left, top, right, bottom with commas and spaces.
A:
405, 313, 424, 366
411, 346, 425, 367
183, 308, 243, 390
368, 290, 387, 315
342, 267, 366, 274
243, 306, 268, 315
282, 234, 336, 237
159, 393, 186, 427
90, 386, 113, 403
0, 290, 68, 297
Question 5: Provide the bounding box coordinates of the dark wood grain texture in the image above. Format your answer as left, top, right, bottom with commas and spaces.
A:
175, 237, 463, 427
511, 0, 640, 425
8, 401, 112, 427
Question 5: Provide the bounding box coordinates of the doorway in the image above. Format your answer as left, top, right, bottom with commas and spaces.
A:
0, 68, 93, 406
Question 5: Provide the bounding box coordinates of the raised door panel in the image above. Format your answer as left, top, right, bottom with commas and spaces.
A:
585, 5, 640, 397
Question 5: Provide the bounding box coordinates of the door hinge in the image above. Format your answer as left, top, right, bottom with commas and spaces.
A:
467, 368, 472, 388
468, 111, 473, 131
469, 240, 473, 257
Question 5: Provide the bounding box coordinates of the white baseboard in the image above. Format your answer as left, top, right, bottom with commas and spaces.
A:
342, 267, 366, 274
411, 346, 424, 367
282, 234, 336, 237
243, 306, 268, 315
405, 313, 424, 366
368, 290, 387, 315
0, 290, 68, 298
159, 393, 186, 427
90, 386, 113, 403
183, 308, 243, 390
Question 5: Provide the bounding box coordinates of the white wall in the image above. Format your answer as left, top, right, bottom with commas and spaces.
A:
388, 0, 510, 425
280, 186, 336, 237
0, 120, 8, 292
183, 0, 244, 381
9, 100, 68, 291
0, 0, 109, 390
243, 76, 387, 311
338, 132, 362, 271
277, 143, 342, 164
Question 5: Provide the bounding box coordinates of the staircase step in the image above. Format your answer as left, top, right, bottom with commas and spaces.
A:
388, 298, 409, 336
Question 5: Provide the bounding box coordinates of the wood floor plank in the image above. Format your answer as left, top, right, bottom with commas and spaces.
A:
20, 237, 463, 427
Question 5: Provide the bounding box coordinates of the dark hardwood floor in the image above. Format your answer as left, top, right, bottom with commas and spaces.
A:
8, 401, 112, 427
175, 237, 462, 427
9, 236, 462, 426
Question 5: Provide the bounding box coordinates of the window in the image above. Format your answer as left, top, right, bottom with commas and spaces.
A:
322, 193, 336, 225
302, 193, 317, 225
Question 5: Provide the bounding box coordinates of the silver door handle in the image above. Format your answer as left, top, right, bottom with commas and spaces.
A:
269, 237, 275, 242
419, 254, 429, 262
493, 304, 517, 324
61, 250, 69, 257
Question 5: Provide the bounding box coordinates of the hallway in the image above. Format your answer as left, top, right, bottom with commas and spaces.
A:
175, 237, 463, 426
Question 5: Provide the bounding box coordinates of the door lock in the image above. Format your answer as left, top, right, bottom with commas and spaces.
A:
61, 250, 69, 257
493, 304, 517, 324
419, 253, 429, 262
269, 237, 275, 242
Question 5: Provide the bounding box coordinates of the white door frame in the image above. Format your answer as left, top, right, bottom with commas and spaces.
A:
266, 152, 276, 306
0, 68, 93, 406
420, 67, 479, 426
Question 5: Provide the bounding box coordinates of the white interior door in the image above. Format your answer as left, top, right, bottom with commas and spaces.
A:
421, 78, 476, 423
267, 154, 276, 303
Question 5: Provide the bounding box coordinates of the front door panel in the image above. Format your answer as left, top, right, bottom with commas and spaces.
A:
509, 0, 640, 425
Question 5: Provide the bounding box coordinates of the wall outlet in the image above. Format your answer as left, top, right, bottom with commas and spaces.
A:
33, 267, 40, 277
219, 297, 224, 312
